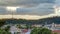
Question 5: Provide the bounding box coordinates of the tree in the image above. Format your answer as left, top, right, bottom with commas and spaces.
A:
25, 24, 31, 29
4, 26, 10, 32
0, 19, 6, 27
17, 24, 21, 29
30, 27, 52, 34
54, 32, 57, 34
0, 28, 11, 34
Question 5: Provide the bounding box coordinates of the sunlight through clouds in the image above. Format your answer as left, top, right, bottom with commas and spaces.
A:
6, 6, 19, 12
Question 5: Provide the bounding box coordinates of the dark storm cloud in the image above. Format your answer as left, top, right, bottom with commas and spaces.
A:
0, 6, 14, 15
0, 6, 7, 15
16, 3, 54, 15
0, 0, 56, 16
0, 0, 55, 7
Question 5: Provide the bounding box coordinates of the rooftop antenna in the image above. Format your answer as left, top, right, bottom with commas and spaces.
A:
6, 6, 20, 24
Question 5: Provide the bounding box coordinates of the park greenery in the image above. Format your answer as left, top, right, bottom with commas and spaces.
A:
0, 19, 6, 27
30, 27, 58, 34
30, 27, 52, 34
0, 26, 11, 34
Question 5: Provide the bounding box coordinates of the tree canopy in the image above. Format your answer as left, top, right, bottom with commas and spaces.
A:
30, 27, 52, 34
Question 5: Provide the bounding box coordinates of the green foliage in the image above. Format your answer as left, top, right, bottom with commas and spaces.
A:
4, 16, 60, 24
54, 32, 57, 34
0, 19, 6, 27
25, 24, 32, 29
17, 24, 21, 29
4, 26, 10, 32
0, 28, 11, 34
0, 16, 60, 25
30, 27, 52, 34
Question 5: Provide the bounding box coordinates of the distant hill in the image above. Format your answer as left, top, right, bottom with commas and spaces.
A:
1, 16, 60, 24
38, 16, 60, 24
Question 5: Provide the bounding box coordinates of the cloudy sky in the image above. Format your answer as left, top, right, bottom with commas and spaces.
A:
0, 0, 60, 19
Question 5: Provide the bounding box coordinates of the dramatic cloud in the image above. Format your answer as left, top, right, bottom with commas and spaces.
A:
16, 3, 54, 15
0, 0, 57, 16
0, 0, 55, 7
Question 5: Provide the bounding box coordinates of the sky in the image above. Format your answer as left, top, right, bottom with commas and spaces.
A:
0, 0, 60, 19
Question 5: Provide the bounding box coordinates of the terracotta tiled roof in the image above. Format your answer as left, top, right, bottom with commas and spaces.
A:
52, 30, 60, 34
22, 29, 28, 33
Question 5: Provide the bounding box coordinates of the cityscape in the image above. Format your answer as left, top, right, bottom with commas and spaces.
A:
0, 0, 60, 34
